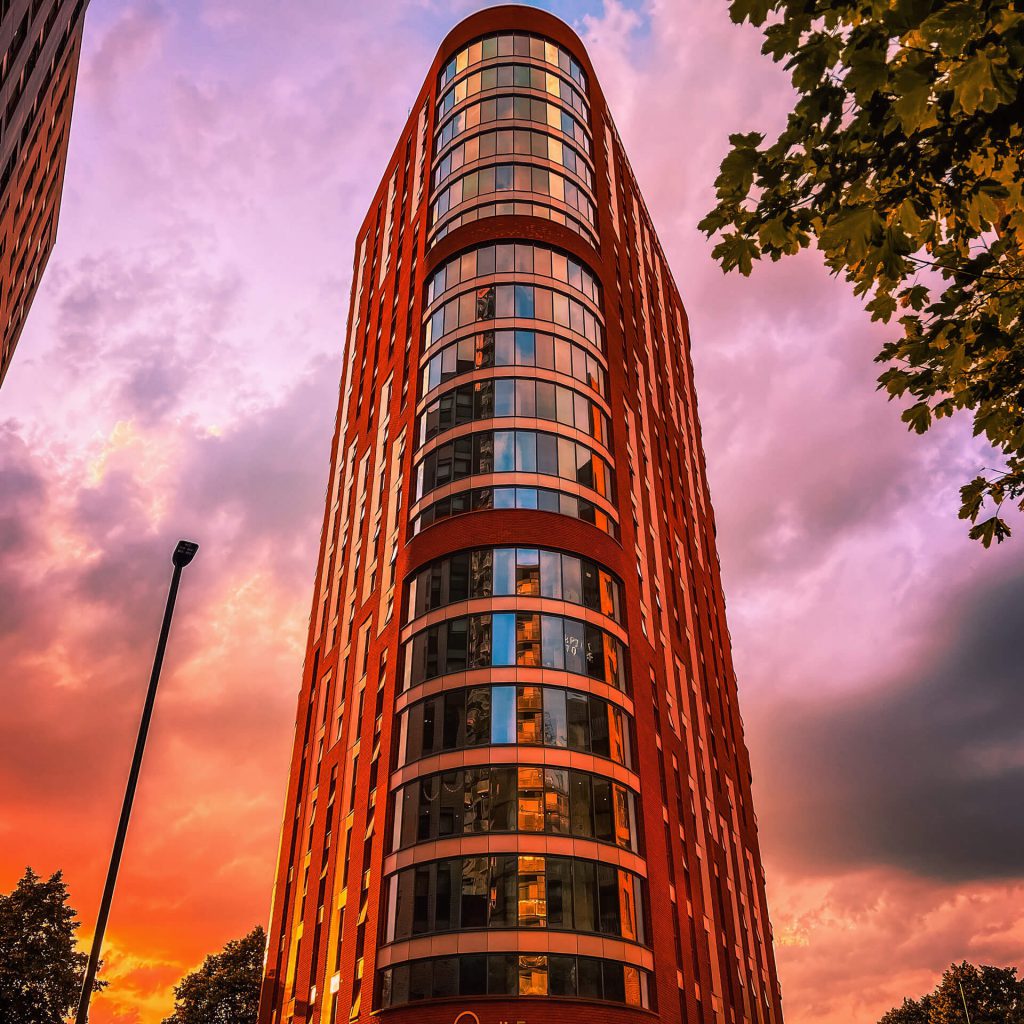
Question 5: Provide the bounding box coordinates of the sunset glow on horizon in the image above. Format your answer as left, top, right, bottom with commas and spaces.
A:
1, 2, 1021, 1023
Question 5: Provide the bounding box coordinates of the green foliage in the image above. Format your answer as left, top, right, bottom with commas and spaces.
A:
700, 0, 1024, 544
162, 925, 265, 1024
0, 867, 102, 1024
878, 961, 1024, 1023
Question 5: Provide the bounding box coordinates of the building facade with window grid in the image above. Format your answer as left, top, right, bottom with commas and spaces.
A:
0, 0, 89, 386
258, 9, 785, 1024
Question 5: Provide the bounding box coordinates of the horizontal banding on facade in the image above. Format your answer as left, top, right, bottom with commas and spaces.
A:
384, 835, 648, 878
377, 934, 654, 971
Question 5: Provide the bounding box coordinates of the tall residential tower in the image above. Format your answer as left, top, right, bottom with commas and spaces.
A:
0, 0, 89, 386
260, 9, 784, 1024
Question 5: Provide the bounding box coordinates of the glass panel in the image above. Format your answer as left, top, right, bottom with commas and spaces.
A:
518, 767, 545, 832
470, 548, 493, 597
516, 613, 542, 667
563, 618, 585, 675
515, 547, 540, 595
541, 614, 564, 670
597, 863, 620, 934
592, 776, 613, 842
409, 959, 432, 1002
562, 554, 582, 603
461, 954, 487, 995
492, 612, 516, 665
461, 856, 489, 928
463, 768, 490, 834
535, 551, 560, 600
491, 685, 516, 742
544, 768, 570, 833
517, 684, 543, 743
488, 953, 515, 996
519, 954, 548, 995
549, 955, 577, 997
491, 766, 517, 830
490, 855, 517, 928
569, 771, 592, 837
518, 855, 547, 927
493, 548, 515, 595
572, 859, 596, 933
566, 692, 590, 751
543, 687, 568, 746
465, 686, 491, 744
545, 856, 572, 928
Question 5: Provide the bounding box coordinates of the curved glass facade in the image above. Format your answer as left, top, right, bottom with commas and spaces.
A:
407, 546, 622, 623
401, 610, 626, 690
433, 128, 593, 192
392, 764, 641, 852
396, 684, 634, 769
421, 329, 607, 399
383, 853, 646, 944
432, 33, 595, 243
423, 280, 603, 350
376, 18, 648, 1019
438, 33, 589, 93
379, 953, 652, 1010
427, 241, 600, 306
411, 483, 619, 538
417, 375, 611, 447
439, 62, 588, 119
413, 428, 614, 506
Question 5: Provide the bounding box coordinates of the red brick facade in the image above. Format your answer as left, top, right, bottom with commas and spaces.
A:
0, 0, 89, 386
258, 9, 784, 1024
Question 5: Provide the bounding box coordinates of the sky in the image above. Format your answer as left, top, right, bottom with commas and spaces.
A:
0, 1, 1021, 1022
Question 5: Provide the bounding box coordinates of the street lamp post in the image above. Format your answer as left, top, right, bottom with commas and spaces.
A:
75, 540, 200, 1024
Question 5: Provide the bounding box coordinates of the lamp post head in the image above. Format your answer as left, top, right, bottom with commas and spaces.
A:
172, 540, 199, 568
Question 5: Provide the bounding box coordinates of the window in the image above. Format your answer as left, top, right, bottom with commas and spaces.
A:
379, 954, 651, 1008
400, 686, 633, 768
395, 765, 639, 850
385, 855, 646, 943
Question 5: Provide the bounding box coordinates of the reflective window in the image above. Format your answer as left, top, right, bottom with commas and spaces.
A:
412, 483, 619, 539
434, 129, 592, 191
383, 854, 646, 944
438, 34, 589, 94
402, 613, 626, 690
432, 163, 595, 229
407, 546, 622, 623
414, 429, 614, 501
424, 283, 602, 350
436, 95, 591, 154
398, 684, 633, 767
417, 377, 610, 447
427, 242, 599, 306
379, 954, 652, 1010
392, 764, 640, 851
422, 330, 606, 398
438, 62, 588, 117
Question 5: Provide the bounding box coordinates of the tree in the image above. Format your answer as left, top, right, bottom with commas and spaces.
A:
699, 0, 1024, 545
0, 867, 102, 1024
878, 961, 1024, 1023
163, 925, 265, 1024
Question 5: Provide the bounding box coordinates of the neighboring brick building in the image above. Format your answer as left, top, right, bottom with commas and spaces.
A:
259, 8, 784, 1024
0, 0, 88, 387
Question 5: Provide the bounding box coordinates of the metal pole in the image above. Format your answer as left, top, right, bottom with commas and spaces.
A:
75, 540, 198, 1023
959, 980, 973, 1024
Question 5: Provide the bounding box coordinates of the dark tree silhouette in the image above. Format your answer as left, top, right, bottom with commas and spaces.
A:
879, 961, 1024, 1024
0, 867, 102, 1024
162, 925, 265, 1024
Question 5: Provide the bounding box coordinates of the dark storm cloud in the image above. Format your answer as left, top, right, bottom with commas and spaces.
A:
756, 566, 1024, 880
